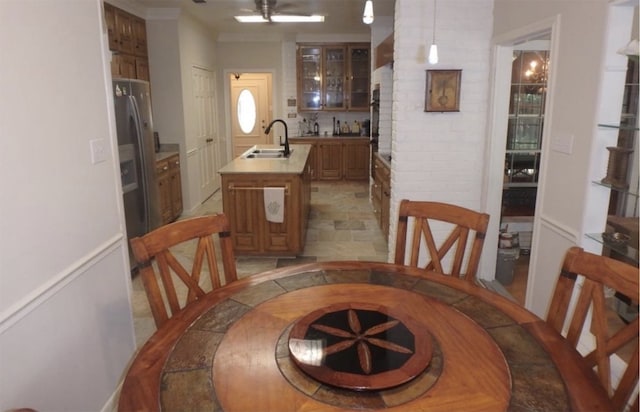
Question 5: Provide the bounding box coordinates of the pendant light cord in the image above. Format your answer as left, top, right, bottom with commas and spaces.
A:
428, 0, 439, 64
432, 0, 436, 43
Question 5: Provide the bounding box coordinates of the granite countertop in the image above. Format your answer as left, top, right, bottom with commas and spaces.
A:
376, 151, 392, 168
218, 144, 311, 175
155, 151, 179, 162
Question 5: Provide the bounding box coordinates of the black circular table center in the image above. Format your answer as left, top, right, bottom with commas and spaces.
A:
288, 302, 433, 391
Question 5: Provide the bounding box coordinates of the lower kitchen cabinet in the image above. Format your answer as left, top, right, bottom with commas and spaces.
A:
156, 153, 182, 224
318, 140, 343, 180
343, 139, 370, 180
371, 154, 390, 239
293, 137, 370, 181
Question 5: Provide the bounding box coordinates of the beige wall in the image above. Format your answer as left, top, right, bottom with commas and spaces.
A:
492, 0, 635, 316
147, 10, 218, 211
0, 0, 135, 409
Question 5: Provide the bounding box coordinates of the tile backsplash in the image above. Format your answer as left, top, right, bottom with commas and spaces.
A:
295, 112, 371, 137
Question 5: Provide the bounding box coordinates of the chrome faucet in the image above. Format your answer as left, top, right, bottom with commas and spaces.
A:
264, 119, 290, 157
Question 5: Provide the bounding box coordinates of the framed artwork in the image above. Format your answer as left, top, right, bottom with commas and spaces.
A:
425, 70, 462, 112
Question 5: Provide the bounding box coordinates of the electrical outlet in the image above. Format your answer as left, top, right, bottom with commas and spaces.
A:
90, 139, 107, 164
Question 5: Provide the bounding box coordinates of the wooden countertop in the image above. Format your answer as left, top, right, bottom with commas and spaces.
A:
218, 144, 311, 175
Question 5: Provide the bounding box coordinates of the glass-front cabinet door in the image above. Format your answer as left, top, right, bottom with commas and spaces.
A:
297, 43, 370, 112
324, 46, 346, 110
347, 45, 370, 111
298, 45, 322, 111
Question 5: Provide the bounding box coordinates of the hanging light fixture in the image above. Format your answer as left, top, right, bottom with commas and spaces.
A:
362, 0, 374, 25
428, 0, 438, 64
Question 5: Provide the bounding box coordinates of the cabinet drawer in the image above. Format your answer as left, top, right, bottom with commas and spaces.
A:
372, 181, 382, 202
374, 157, 390, 181
167, 154, 180, 169
155, 159, 169, 175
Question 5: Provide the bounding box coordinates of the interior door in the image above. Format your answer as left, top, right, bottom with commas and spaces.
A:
230, 73, 272, 158
192, 66, 220, 199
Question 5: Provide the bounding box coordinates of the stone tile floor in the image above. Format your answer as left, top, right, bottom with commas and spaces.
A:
131, 181, 390, 347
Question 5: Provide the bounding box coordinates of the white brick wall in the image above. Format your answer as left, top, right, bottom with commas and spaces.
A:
390, 0, 494, 260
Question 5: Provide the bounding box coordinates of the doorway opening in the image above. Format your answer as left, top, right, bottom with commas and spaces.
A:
228, 72, 273, 158
496, 39, 550, 305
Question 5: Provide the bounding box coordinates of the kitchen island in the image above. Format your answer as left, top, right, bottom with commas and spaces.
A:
218, 144, 312, 256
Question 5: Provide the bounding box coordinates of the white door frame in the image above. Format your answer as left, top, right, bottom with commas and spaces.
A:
481, 16, 560, 310
223, 69, 276, 162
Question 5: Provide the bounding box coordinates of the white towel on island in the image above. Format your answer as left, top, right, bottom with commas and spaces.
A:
264, 187, 285, 223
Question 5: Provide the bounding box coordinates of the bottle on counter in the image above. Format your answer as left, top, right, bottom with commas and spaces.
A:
352, 121, 360, 135
313, 121, 319, 135
336, 120, 341, 136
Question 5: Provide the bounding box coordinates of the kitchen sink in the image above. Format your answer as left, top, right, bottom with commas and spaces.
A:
244, 152, 286, 159
242, 147, 293, 159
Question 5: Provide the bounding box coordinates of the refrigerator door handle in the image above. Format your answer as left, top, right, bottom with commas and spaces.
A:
128, 95, 151, 234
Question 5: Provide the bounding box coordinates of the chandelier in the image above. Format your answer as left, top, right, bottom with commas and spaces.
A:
524, 55, 549, 84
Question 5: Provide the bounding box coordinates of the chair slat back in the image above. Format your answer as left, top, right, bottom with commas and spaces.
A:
394, 199, 490, 282
130, 214, 238, 328
546, 247, 639, 411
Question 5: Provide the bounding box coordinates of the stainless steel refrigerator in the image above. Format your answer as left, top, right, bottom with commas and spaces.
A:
112, 79, 162, 268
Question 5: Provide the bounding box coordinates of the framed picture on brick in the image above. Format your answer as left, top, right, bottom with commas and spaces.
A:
425, 69, 462, 112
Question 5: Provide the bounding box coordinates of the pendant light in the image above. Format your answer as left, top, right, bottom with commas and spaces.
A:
428, 0, 438, 64
363, 0, 374, 25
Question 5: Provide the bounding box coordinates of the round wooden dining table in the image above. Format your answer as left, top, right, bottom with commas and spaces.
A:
118, 261, 612, 411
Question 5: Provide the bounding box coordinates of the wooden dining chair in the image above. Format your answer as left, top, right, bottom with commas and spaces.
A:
130, 213, 238, 328
394, 199, 490, 282
546, 246, 639, 412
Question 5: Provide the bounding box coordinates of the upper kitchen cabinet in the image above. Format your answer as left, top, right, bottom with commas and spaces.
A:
297, 43, 370, 112
104, 3, 149, 80
132, 17, 148, 57
348, 45, 371, 110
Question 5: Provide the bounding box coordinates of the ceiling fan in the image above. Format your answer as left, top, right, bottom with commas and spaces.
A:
234, 0, 325, 23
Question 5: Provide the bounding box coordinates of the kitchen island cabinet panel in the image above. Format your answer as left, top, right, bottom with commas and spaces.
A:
225, 181, 263, 253
293, 138, 318, 179
219, 144, 312, 256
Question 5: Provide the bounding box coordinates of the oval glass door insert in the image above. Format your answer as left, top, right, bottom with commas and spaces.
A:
237, 89, 257, 134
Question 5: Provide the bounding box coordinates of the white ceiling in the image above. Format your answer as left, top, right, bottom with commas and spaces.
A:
129, 0, 395, 36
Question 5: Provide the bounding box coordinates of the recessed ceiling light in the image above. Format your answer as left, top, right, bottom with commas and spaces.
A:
234, 15, 325, 23
234, 15, 269, 23
271, 15, 324, 23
